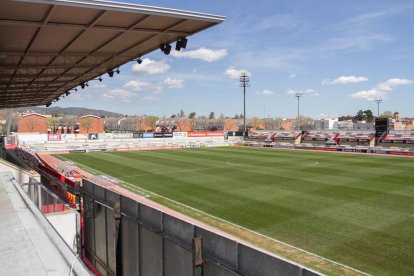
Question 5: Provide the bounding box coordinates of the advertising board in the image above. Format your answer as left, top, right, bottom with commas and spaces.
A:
173, 132, 187, 138
143, 132, 154, 138
133, 133, 143, 138
88, 133, 98, 140
48, 134, 61, 141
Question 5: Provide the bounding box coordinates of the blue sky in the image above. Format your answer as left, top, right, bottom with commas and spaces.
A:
58, 0, 414, 118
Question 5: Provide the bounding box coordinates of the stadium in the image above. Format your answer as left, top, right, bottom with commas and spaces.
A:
1, 1, 414, 276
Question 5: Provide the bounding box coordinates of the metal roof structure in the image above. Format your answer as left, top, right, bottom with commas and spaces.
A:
0, 0, 225, 108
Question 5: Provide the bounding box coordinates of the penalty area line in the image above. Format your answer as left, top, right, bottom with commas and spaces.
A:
130, 185, 371, 276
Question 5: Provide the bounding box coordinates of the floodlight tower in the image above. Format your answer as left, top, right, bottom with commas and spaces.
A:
375, 99, 382, 117
240, 72, 250, 134
295, 91, 303, 130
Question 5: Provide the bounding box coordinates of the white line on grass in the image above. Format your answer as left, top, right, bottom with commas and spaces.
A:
122, 168, 208, 178
125, 184, 371, 276
304, 161, 320, 167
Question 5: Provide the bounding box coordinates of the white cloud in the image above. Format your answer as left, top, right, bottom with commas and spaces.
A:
101, 89, 136, 103
305, 89, 319, 96
256, 89, 274, 96
224, 67, 251, 79
142, 96, 159, 101
171, 47, 227, 62
163, 78, 184, 89
350, 89, 386, 101
322, 76, 369, 85
131, 58, 170, 74
351, 78, 412, 101
89, 83, 107, 89
123, 80, 150, 91
286, 88, 299, 95
289, 74, 296, 78
376, 78, 412, 91
286, 88, 319, 96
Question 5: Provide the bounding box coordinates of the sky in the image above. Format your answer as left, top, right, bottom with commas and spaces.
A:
57, 0, 414, 119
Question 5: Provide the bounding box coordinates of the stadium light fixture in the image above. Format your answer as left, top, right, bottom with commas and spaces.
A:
98, 77, 103, 82
175, 37, 188, 51
160, 44, 172, 55
295, 91, 303, 131
65, 91, 70, 96
116, 68, 120, 74
136, 57, 143, 64
240, 72, 250, 135
46, 102, 52, 107
107, 70, 115, 77
375, 99, 382, 117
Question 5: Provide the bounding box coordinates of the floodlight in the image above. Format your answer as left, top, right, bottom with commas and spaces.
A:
175, 37, 188, 51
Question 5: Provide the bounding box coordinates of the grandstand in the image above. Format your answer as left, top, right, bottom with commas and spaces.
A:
301, 131, 339, 145
270, 131, 302, 144
379, 131, 414, 148
336, 131, 375, 147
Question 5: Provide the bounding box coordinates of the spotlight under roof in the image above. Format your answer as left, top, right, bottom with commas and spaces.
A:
160, 44, 172, 55
175, 37, 188, 51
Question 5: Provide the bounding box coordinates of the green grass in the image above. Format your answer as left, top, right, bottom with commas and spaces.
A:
55, 147, 414, 275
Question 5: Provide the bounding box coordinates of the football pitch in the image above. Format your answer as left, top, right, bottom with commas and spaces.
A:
55, 147, 414, 275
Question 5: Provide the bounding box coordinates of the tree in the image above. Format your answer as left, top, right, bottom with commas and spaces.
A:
47, 117, 59, 133
239, 114, 244, 119
355, 110, 365, 121
188, 112, 196, 119
380, 111, 393, 119
170, 114, 176, 118
365, 109, 374, 122
146, 116, 159, 131
355, 109, 374, 122
209, 112, 215, 120
234, 114, 239, 119
178, 109, 185, 118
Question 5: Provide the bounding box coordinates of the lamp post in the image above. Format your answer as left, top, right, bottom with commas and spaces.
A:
375, 99, 382, 117
240, 72, 250, 135
295, 91, 303, 130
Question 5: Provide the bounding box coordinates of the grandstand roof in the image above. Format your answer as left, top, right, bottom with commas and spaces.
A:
0, 0, 225, 108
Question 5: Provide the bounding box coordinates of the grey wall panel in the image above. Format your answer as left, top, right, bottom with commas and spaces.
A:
106, 189, 118, 206
301, 268, 321, 276
238, 244, 300, 276
83, 195, 95, 263
121, 217, 139, 276
94, 184, 106, 203
121, 195, 139, 219
140, 226, 162, 276
106, 208, 116, 273
163, 214, 193, 246
139, 203, 162, 232
94, 203, 107, 267
195, 227, 238, 270
83, 179, 93, 194
96, 262, 108, 276
164, 239, 192, 276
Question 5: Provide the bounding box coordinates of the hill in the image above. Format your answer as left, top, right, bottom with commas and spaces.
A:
14, 106, 123, 117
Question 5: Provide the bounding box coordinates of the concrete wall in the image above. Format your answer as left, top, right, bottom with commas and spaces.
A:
82, 179, 321, 276
0, 158, 39, 184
